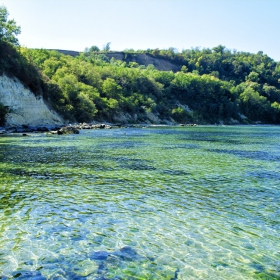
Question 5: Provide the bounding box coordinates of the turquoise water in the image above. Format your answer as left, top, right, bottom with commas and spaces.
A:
0, 126, 279, 279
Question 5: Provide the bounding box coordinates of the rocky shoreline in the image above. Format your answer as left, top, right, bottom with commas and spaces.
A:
0, 122, 155, 136
0, 121, 202, 136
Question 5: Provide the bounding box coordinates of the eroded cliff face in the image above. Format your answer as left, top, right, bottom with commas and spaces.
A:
54, 50, 181, 72
104, 52, 181, 72
0, 75, 64, 126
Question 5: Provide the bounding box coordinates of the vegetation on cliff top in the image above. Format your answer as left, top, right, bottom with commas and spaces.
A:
19, 46, 280, 124
1, 6, 280, 125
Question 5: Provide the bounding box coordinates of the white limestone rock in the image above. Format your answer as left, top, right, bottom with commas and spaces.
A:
0, 75, 64, 126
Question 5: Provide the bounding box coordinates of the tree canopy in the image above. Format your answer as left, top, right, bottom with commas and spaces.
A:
17, 45, 279, 125
0, 6, 21, 45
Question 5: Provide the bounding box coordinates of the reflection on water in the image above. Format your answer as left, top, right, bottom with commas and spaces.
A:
0, 126, 280, 279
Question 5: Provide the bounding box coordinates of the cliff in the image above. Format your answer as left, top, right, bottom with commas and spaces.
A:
53, 50, 181, 72
106, 52, 181, 71
48, 49, 80, 57
0, 75, 64, 127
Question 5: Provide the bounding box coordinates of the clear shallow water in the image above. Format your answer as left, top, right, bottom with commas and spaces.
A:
0, 126, 279, 279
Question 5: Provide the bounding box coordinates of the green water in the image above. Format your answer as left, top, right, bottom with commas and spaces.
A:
0, 126, 279, 279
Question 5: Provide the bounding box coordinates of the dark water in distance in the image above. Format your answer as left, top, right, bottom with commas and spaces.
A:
0, 126, 279, 279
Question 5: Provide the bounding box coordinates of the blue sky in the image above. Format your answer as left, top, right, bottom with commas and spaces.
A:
1, 0, 280, 61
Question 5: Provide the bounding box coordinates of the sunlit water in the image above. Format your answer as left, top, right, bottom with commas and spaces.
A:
0, 126, 279, 279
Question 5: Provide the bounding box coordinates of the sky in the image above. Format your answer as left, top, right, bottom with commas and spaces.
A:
1, 0, 280, 61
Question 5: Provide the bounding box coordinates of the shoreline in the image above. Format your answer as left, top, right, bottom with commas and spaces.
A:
1, 122, 279, 137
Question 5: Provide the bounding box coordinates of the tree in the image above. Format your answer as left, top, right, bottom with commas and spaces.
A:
171, 107, 189, 122
212, 45, 226, 55
0, 6, 21, 45
89, 45, 100, 52
102, 78, 122, 99
239, 87, 270, 120
103, 42, 111, 52
75, 92, 97, 122
246, 71, 259, 82
271, 101, 280, 122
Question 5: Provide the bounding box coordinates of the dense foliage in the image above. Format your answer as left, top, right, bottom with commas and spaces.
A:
18, 45, 280, 124
0, 6, 21, 46
0, 40, 45, 94
1, 44, 280, 124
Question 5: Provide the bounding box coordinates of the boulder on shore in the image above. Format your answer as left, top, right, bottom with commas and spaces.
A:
57, 126, 79, 135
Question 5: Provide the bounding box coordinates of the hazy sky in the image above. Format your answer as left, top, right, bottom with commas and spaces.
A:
1, 0, 280, 61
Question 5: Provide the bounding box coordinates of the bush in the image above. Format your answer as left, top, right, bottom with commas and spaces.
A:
171, 107, 193, 123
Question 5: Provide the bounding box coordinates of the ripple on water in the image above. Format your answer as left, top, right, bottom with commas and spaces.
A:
0, 126, 280, 279
208, 148, 280, 161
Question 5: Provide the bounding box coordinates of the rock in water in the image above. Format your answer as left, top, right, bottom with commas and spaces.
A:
90, 246, 142, 263
57, 126, 79, 135
113, 246, 140, 261
89, 251, 109, 261
11, 270, 46, 279
171, 268, 180, 280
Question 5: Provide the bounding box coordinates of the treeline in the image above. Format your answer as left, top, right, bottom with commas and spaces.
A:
1, 42, 280, 124
86, 45, 280, 87
16, 47, 236, 123
21, 44, 280, 124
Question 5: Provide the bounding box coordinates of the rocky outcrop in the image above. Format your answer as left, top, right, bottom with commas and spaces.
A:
0, 75, 64, 126
49, 49, 80, 57
54, 50, 181, 72
51, 123, 112, 135
106, 52, 181, 72
57, 126, 79, 135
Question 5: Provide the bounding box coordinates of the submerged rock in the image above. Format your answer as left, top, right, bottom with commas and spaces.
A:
89, 246, 141, 262
88, 246, 143, 279
89, 246, 142, 263
89, 251, 110, 261
112, 246, 140, 261
11, 270, 46, 279
171, 268, 180, 280
5, 246, 180, 280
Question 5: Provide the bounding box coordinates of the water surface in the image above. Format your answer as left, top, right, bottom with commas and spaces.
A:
0, 126, 279, 279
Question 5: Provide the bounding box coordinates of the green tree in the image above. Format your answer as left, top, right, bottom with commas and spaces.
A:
271, 101, 280, 122
103, 42, 111, 52
75, 92, 97, 122
171, 107, 192, 123
239, 87, 270, 120
0, 6, 21, 45
13, 43, 280, 124
102, 78, 122, 99
246, 71, 259, 82
89, 45, 100, 52
212, 45, 226, 55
